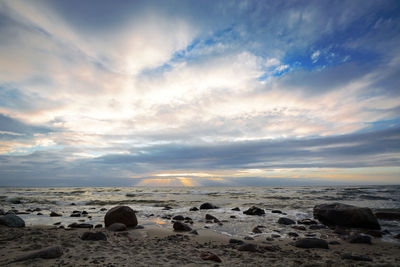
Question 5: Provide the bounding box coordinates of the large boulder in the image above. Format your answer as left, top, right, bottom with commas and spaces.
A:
278, 217, 295, 225
104, 206, 137, 228
0, 214, 25, 227
173, 221, 192, 231
313, 203, 380, 230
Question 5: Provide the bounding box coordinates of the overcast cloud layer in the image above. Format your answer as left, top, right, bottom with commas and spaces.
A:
0, 0, 399, 186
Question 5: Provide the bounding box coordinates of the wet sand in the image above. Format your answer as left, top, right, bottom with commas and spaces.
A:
1, 225, 399, 266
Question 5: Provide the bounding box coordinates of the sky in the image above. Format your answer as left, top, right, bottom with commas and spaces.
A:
0, 0, 399, 187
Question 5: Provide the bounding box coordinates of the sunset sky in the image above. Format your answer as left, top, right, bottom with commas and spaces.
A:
0, 0, 399, 186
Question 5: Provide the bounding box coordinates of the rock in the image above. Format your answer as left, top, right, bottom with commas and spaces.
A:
135, 225, 144, 229
205, 214, 219, 222
9, 198, 22, 204
230, 215, 236, 218
229, 239, 244, 245
189, 207, 199, 211
252, 226, 263, 233
33, 208, 41, 212
0, 209, 5, 215
14, 246, 62, 262
243, 206, 265, 216
95, 224, 102, 228
189, 230, 199, 235
108, 223, 127, 231
104, 206, 137, 228
292, 225, 306, 231
313, 203, 380, 229
68, 223, 93, 229
365, 230, 382, 238
81, 211, 88, 215
348, 233, 371, 244
342, 253, 372, 261
328, 241, 341, 245
278, 217, 295, 225
0, 214, 25, 227
334, 226, 349, 236
309, 224, 326, 230
100, 208, 107, 211
271, 210, 282, 214
200, 251, 222, 263
238, 243, 258, 252
53, 222, 61, 225
271, 234, 281, 238
288, 232, 299, 237
172, 215, 185, 221
37, 213, 43, 216
244, 236, 254, 240
374, 212, 400, 220
70, 213, 81, 217
294, 238, 329, 249
162, 206, 173, 210
199, 203, 218, 209
50, 211, 62, 217
297, 219, 318, 225
394, 233, 400, 239
173, 221, 192, 231
231, 207, 240, 211
81, 231, 107, 241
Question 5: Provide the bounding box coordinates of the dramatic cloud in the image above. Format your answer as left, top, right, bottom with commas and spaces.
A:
0, 0, 399, 186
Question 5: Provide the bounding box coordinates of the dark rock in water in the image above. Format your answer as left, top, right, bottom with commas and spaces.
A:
0, 209, 5, 215
348, 233, 371, 244
104, 206, 137, 228
135, 225, 144, 229
173, 221, 192, 231
365, 230, 382, 238
189, 230, 198, 235
9, 198, 22, 204
70, 213, 80, 217
271, 210, 282, 214
278, 217, 295, 225
313, 203, 380, 230
230, 215, 236, 218
172, 215, 185, 221
394, 233, 400, 239
329, 241, 341, 245
244, 236, 254, 240
309, 224, 326, 230
72, 210, 80, 214
205, 214, 219, 222
0, 214, 25, 227
37, 213, 43, 216
297, 219, 318, 225
100, 208, 107, 211
243, 206, 265, 216
189, 207, 199, 211
108, 223, 127, 232
231, 207, 240, 211
252, 226, 263, 233
81, 231, 107, 241
229, 239, 245, 245
294, 238, 329, 249
14, 246, 62, 262
271, 234, 281, 238
50, 211, 62, 217
53, 222, 61, 225
342, 253, 372, 261
292, 225, 306, 231
68, 223, 93, 229
81, 211, 88, 215
374, 212, 400, 221
95, 224, 102, 228
162, 206, 173, 210
184, 217, 192, 221
288, 232, 299, 237
238, 243, 258, 252
70, 203, 76, 206
200, 251, 222, 263
33, 208, 41, 212
200, 203, 218, 209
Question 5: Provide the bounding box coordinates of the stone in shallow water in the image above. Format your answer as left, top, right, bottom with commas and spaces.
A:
199, 203, 218, 209
278, 217, 295, 225
0, 214, 25, 228
81, 231, 107, 241
104, 205, 137, 228
243, 206, 265, 216
172, 215, 184, 221
173, 221, 192, 231
50, 211, 62, 217
189, 207, 199, 211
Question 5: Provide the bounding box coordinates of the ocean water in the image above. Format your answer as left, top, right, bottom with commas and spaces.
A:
1, 185, 399, 242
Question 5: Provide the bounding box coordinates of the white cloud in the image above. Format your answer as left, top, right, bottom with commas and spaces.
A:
311, 50, 321, 63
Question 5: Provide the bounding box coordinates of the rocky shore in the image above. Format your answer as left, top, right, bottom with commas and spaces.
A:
0, 202, 400, 266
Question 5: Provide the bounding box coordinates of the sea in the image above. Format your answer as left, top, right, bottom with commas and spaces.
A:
1, 185, 399, 242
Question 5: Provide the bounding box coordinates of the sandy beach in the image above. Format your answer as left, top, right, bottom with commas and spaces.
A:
1, 223, 400, 267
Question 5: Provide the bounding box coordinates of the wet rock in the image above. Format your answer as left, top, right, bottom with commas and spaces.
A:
70, 203, 76, 206
37, 213, 43, 216
172, 215, 185, 221
135, 225, 144, 229
292, 225, 306, 231
162, 206, 173, 210
173, 221, 192, 231
81, 231, 107, 241
238, 243, 258, 252
230, 215, 236, 218
334, 226, 350, 236
104, 206, 137, 228
9, 198, 22, 204
205, 214, 219, 222
271, 234, 281, 238
0, 214, 25, 227
394, 233, 400, 239
189, 207, 198, 211
374, 212, 400, 220
243, 206, 265, 216
342, 253, 372, 261
297, 219, 318, 225
294, 238, 329, 249
14, 246, 62, 262
365, 230, 382, 238
252, 226, 263, 233
70, 213, 80, 217
244, 236, 254, 240
278, 217, 295, 225
200, 251, 222, 263
229, 239, 245, 245
231, 207, 240, 211
271, 210, 282, 214
108, 223, 127, 232
328, 241, 341, 245
313, 203, 380, 229
309, 224, 326, 230
81, 211, 88, 215
68, 223, 93, 229
0, 209, 4, 215
184, 217, 192, 221
33, 208, 41, 212
53, 222, 61, 225
189, 230, 198, 235
199, 203, 218, 209
50, 211, 62, 217
95, 224, 103, 228
288, 232, 299, 237
100, 208, 107, 211
348, 233, 371, 244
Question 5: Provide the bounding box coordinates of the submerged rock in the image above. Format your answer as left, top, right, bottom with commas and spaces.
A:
104, 206, 137, 228
243, 206, 265, 216
313, 203, 380, 229
173, 221, 192, 231
81, 231, 107, 241
278, 217, 295, 225
294, 238, 329, 249
200, 203, 218, 209
231, 207, 240, 211
0, 214, 25, 227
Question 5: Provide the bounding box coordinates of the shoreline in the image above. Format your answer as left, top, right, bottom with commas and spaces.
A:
1, 224, 400, 266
